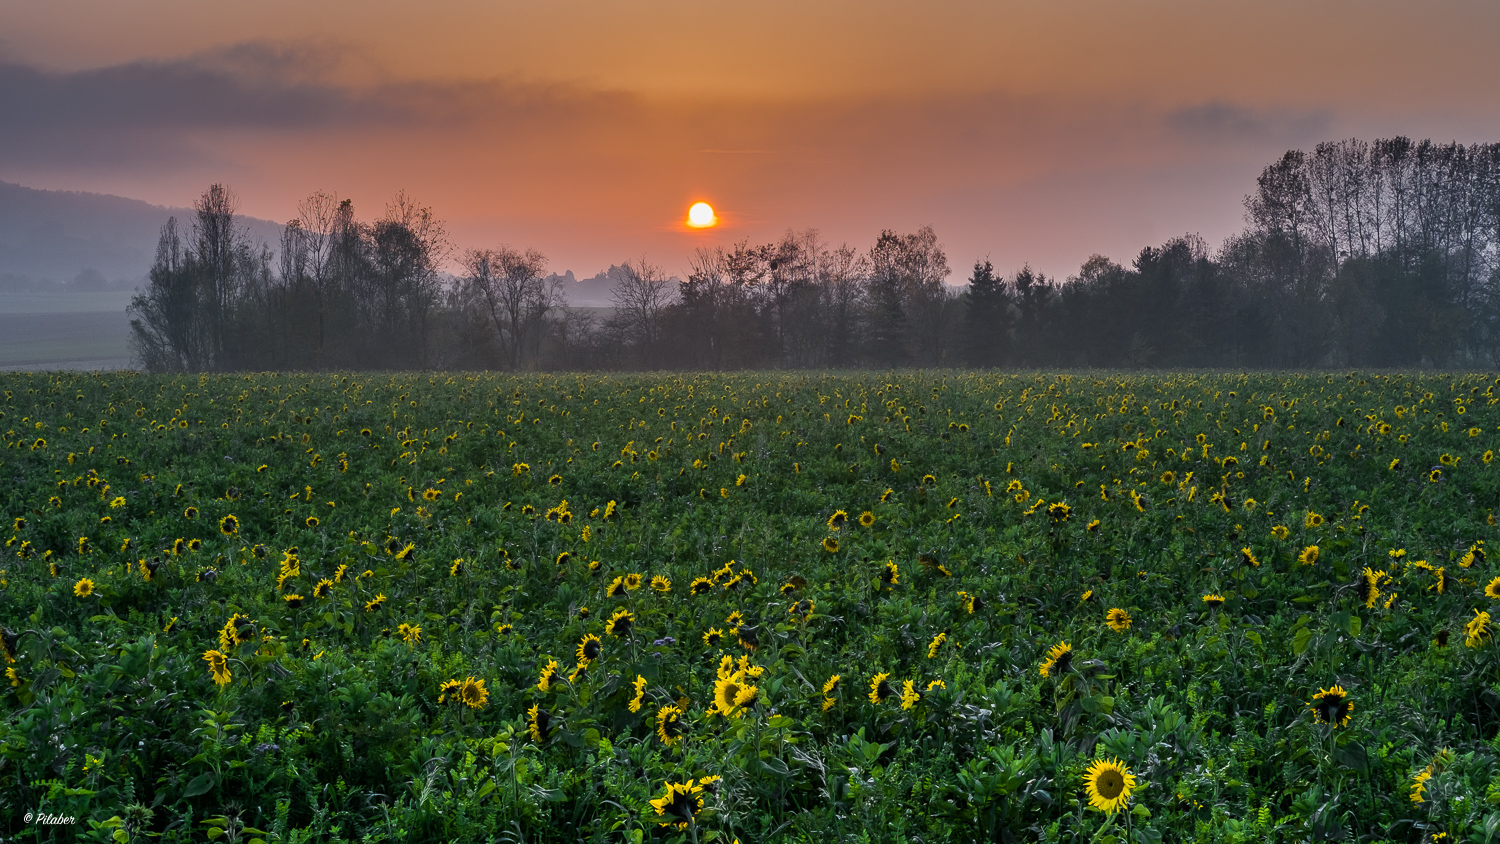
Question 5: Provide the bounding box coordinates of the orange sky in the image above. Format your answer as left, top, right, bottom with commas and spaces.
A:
3, 0, 1499, 280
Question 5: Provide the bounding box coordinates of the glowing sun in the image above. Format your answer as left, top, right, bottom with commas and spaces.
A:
686, 202, 717, 228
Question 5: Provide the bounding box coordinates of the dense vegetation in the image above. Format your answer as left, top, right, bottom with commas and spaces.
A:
3, 369, 1499, 842
130, 137, 1500, 374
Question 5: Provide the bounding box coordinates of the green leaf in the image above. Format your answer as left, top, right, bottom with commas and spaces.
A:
1292, 626, 1312, 656
1245, 630, 1263, 647
183, 772, 216, 798
205, 829, 224, 841
1347, 615, 1361, 637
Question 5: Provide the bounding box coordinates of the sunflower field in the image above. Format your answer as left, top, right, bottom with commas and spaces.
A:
2, 370, 1500, 843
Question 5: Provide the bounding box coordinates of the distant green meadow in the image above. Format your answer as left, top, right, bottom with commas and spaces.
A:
2, 370, 1498, 842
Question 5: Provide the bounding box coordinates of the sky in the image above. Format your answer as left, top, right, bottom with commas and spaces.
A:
3, 0, 1499, 282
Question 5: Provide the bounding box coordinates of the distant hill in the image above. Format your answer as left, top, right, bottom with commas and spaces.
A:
0, 180, 283, 293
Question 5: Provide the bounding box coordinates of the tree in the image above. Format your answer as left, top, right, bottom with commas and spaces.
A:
128, 217, 196, 371
461, 246, 555, 370
961, 259, 1008, 367
609, 257, 674, 367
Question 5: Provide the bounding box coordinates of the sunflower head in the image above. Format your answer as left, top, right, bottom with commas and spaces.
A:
880, 561, 899, 586
859, 511, 876, 527
649, 780, 705, 830
690, 577, 714, 595
537, 659, 560, 692
606, 607, 634, 638
1105, 608, 1132, 633
577, 634, 602, 663
822, 537, 840, 553
868, 671, 894, 704
1201, 594, 1225, 609
624, 573, 643, 591
1309, 684, 1354, 727
828, 510, 848, 530
1040, 642, 1073, 678
527, 704, 553, 741
458, 677, 488, 709
1084, 757, 1137, 814
655, 703, 685, 745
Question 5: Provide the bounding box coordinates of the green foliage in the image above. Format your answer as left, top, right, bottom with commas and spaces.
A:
1, 369, 1499, 842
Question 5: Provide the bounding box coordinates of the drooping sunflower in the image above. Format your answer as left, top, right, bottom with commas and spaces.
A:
1309, 684, 1354, 727
649, 780, 705, 831
628, 675, 648, 712
1297, 545, 1320, 566
900, 679, 921, 711
868, 671, 894, 704
1083, 758, 1137, 814
73, 577, 95, 598
1039, 642, 1073, 678
1430, 567, 1448, 595
1359, 568, 1384, 608
822, 674, 841, 698
219, 515, 239, 536
283, 594, 304, 609
737, 625, 759, 652
702, 627, 724, 648
880, 561, 899, 587
656, 703, 686, 745
651, 575, 672, 593
364, 594, 386, 612
1202, 594, 1225, 609
1271, 525, 1290, 541
606, 576, 628, 597
1466, 609, 1492, 648
828, 510, 848, 530
313, 578, 333, 598
577, 633, 603, 663
624, 573, 643, 591
822, 537, 840, 553
202, 649, 231, 687
605, 607, 634, 638
184, 507, 199, 520
1105, 608, 1132, 633
395, 542, 416, 561
397, 623, 422, 646
537, 658, 560, 692
1304, 511, 1324, 529
928, 632, 947, 658
1048, 501, 1073, 524
689, 577, 714, 596
526, 704, 553, 741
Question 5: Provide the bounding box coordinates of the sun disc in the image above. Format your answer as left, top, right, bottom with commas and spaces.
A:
687, 202, 717, 228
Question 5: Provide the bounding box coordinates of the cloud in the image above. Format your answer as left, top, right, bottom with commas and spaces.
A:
1166, 101, 1331, 145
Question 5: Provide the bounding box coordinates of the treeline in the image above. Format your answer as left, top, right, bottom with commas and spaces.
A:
131, 136, 1500, 371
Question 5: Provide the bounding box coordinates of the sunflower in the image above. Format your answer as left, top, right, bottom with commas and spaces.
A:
927, 632, 947, 658
628, 675, 648, 712
1358, 568, 1384, 608
1202, 594, 1225, 608
1429, 468, 1443, 483
788, 598, 814, 621
1297, 545, 1320, 566
822, 537, 840, 553
606, 576, 628, 597
624, 573, 643, 591
712, 670, 756, 718
651, 575, 671, 593
1048, 502, 1073, 524
859, 511, 876, 527
305, 516, 319, 528
202, 649, 231, 686
822, 674, 841, 697
1485, 577, 1500, 600
537, 659, 560, 691
1430, 567, 1448, 595
606, 607, 634, 638
364, 594, 386, 612
73, 577, 95, 598
880, 561, 899, 586
283, 594, 304, 608
649, 780, 705, 830
1309, 684, 1353, 727
1039, 642, 1073, 678
1271, 525, 1290, 541
702, 627, 724, 648
1083, 758, 1137, 814
219, 515, 239, 536
655, 703, 686, 745
1304, 511, 1324, 528
398, 623, 422, 646
868, 671, 894, 704
958, 590, 982, 615
690, 577, 714, 596
526, 704, 553, 741
187, 538, 203, 553
737, 625, 759, 652
1466, 609, 1492, 648
828, 510, 848, 530
577, 633, 602, 663
1106, 608, 1132, 633
184, 507, 199, 520
899, 679, 921, 710
458, 677, 488, 710
1240, 547, 1261, 567
395, 542, 415, 561
1410, 768, 1432, 805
